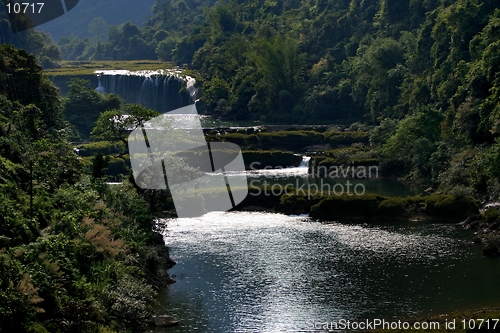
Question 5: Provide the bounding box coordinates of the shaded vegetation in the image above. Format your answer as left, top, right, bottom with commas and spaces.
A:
0, 44, 174, 333
309, 194, 478, 221
0, 6, 62, 68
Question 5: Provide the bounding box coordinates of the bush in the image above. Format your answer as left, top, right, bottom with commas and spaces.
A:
257, 130, 325, 148
107, 156, 130, 177
325, 131, 369, 145
308, 194, 477, 221
483, 234, 500, 257
77, 141, 126, 157
483, 207, 500, 222
377, 197, 409, 217
310, 194, 384, 219
103, 275, 156, 332
208, 133, 259, 147
423, 195, 478, 219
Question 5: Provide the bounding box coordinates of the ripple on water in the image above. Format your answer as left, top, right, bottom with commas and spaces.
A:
156, 211, 499, 333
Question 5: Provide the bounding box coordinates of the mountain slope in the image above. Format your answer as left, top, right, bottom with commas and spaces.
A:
37, 0, 156, 41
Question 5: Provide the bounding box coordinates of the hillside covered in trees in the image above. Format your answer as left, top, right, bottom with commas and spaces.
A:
0, 44, 175, 332
37, 0, 156, 42
3, 1, 500, 330
0, 5, 62, 68
59, 0, 500, 197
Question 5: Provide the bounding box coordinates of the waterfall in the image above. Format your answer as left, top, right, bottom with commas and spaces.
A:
95, 76, 105, 93
298, 156, 311, 168
95, 69, 198, 113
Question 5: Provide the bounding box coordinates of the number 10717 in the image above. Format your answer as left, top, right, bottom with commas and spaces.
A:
6, 2, 44, 14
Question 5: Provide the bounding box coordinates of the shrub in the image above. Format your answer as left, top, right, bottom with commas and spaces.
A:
107, 156, 130, 177
103, 275, 156, 332
325, 131, 369, 145
483, 207, 500, 222
77, 141, 126, 157
377, 197, 409, 217
310, 194, 384, 219
483, 234, 500, 257
258, 130, 325, 148
208, 130, 326, 150
209, 133, 259, 147
423, 195, 478, 219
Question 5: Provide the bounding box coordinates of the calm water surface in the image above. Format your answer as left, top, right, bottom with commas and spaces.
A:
155, 212, 500, 332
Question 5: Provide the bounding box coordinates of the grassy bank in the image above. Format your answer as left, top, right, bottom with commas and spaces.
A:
236, 190, 479, 223
309, 194, 478, 221
44, 60, 177, 76
207, 129, 370, 151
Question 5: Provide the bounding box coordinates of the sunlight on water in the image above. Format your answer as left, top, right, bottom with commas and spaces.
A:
155, 212, 500, 333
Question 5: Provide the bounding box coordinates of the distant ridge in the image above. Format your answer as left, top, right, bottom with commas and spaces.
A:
37, 0, 156, 41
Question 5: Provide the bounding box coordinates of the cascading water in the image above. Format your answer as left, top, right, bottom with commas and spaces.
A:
298, 156, 311, 168
95, 70, 198, 113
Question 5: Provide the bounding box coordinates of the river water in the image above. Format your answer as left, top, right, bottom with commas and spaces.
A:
155, 211, 500, 333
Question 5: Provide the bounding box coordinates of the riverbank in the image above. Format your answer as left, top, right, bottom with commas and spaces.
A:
236, 190, 500, 256
235, 191, 478, 222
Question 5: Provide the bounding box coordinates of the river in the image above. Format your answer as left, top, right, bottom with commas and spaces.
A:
154, 212, 500, 332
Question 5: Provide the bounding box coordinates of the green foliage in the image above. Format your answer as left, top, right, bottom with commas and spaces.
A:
310, 194, 478, 221
91, 104, 160, 144
347, 37, 406, 120
258, 130, 325, 148
0, 45, 64, 132
483, 234, 500, 256
251, 36, 305, 99
64, 79, 122, 139
310, 194, 384, 220
380, 106, 444, 178
210, 130, 325, 150
103, 275, 157, 331
325, 131, 369, 145
1, 45, 172, 332
423, 194, 478, 219
377, 197, 410, 217
92, 152, 110, 181
107, 156, 130, 177
0, 9, 62, 68
483, 207, 500, 223
37, 0, 157, 42
77, 141, 126, 157
311, 146, 379, 170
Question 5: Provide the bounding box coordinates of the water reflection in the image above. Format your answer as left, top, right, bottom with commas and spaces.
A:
155, 212, 500, 333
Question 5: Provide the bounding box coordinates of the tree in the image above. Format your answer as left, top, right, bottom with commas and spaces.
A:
63, 78, 121, 139
88, 17, 108, 41
91, 104, 160, 146
252, 35, 305, 97
347, 37, 406, 120
381, 106, 444, 178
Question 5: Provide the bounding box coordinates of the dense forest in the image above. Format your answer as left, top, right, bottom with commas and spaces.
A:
0, 44, 176, 332
37, 0, 156, 42
0, 6, 62, 68
3, 0, 500, 330
58, 0, 500, 196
